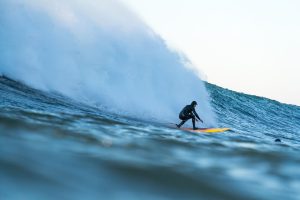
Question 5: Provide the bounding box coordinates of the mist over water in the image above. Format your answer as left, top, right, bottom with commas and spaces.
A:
0, 0, 216, 125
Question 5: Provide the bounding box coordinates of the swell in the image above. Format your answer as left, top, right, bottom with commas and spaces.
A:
206, 82, 300, 143
2, 75, 300, 135
1, 76, 300, 200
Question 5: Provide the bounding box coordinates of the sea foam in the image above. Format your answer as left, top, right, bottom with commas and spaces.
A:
0, 0, 216, 126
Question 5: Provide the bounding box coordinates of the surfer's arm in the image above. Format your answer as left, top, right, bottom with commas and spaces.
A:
193, 109, 202, 121
193, 110, 203, 122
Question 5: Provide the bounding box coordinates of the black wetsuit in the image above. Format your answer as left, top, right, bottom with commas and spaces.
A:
177, 105, 201, 129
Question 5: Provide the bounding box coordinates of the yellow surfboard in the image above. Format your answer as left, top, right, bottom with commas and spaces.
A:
180, 127, 231, 133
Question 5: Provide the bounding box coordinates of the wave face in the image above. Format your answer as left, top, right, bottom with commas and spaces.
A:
207, 83, 300, 144
0, 0, 216, 125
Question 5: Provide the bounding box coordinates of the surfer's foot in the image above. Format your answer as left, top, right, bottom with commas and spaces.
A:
193, 127, 199, 130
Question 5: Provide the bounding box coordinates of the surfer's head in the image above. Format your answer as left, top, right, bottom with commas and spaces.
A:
191, 101, 197, 107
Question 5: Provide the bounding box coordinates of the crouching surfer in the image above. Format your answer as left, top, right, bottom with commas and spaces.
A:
176, 101, 203, 130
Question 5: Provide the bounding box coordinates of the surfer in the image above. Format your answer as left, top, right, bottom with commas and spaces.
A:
176, 101, 203, 130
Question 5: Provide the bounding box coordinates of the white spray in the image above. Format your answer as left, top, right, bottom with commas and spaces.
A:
0, 0, 217, 126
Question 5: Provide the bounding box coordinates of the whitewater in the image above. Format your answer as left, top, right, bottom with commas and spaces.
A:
0, 0, 216, 125
1, 1, 300, 200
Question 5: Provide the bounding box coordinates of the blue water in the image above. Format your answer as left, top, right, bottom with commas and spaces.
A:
1, 76, 299, 200
1, 1, 300, 200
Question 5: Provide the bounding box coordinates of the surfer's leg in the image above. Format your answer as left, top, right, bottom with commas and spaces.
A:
191, 115, 198, 130
177, 115, 190, 128
192, 117, 196, 129
177, 120, 186, 128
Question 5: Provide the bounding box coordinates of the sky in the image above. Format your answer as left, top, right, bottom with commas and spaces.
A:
122, 0, 300, 106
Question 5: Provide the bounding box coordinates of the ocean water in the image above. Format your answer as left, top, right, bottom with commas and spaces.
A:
1, 1, 300, 200
1, 76, 299, 200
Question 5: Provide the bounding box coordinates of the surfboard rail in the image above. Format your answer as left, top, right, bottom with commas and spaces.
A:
180, 127, 231, 133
